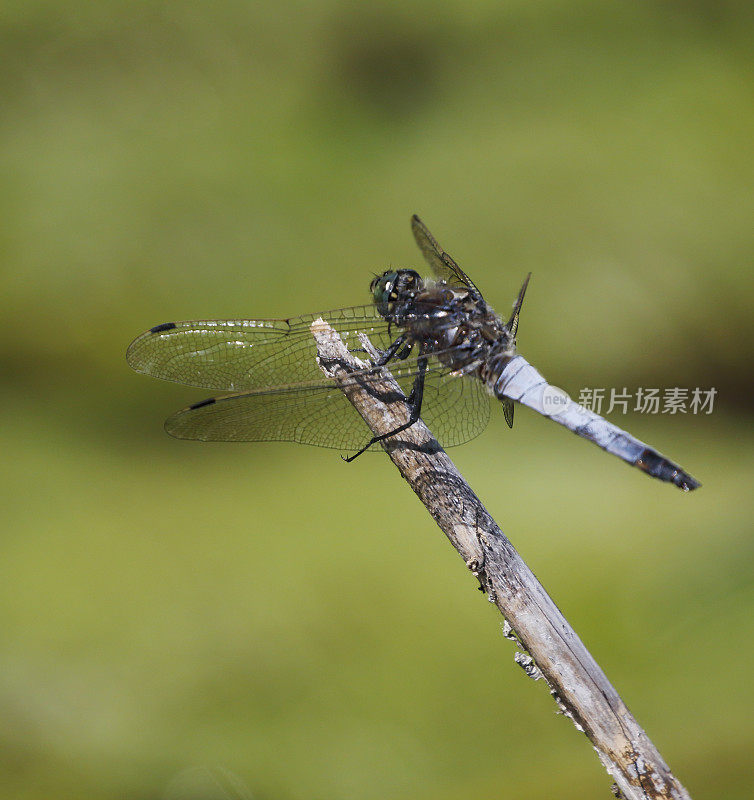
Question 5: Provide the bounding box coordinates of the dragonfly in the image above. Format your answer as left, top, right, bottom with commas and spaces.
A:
127, 215, 700, 491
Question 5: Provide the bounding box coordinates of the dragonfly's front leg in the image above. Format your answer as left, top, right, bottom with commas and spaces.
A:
343, 352, 427, 463
367, 333, 409, 367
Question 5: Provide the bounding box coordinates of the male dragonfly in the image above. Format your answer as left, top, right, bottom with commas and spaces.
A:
127, 216, 700, 491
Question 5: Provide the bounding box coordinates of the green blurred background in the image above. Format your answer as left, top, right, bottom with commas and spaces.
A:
2, 2, 753, 799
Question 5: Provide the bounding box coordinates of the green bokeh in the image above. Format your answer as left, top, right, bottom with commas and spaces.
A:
2, 3, 752, 799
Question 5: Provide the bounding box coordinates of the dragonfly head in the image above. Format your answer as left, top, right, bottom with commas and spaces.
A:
370, 269, 423, 318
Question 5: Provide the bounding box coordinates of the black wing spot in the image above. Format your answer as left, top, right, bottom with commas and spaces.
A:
189, 397, 217, 410
150, 322, 177, 334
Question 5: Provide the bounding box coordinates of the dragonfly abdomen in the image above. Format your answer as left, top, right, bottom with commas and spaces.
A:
492, 355, 700, 491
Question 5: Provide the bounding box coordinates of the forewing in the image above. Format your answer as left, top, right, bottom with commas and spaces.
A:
126, 305, 394, 392
165, 351, 491, 450
411, 215, 480, 293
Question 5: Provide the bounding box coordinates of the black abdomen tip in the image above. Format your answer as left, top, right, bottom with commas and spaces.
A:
677, 474, 701, 492
637, 448, 701, 491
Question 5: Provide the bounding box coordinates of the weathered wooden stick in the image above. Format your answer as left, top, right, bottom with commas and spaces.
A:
312, 318, 692, 800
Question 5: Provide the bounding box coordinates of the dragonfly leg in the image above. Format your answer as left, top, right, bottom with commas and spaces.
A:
343, 354, 427, 462
373, 334, 408, 366
350, 333, 407, 364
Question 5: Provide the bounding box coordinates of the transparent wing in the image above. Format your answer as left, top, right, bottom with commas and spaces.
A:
126, 305, 395, 392
165, 355, 491, 451
166, 384, 376, 450
501, 397, 515, 428
411, 215, 481, 294
409, 364, 491, 447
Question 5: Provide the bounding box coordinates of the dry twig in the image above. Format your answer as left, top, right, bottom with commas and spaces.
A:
312, 318, 692, 800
